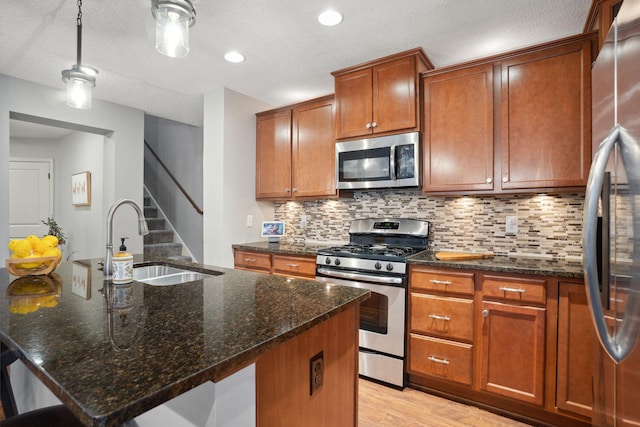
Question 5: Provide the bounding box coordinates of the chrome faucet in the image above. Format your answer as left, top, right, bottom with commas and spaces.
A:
104, 199, 149, 278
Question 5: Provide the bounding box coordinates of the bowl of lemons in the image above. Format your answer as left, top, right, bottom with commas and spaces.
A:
6, 235, 63, 276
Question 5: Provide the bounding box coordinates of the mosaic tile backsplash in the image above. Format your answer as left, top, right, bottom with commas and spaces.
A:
274, 191, 587, 260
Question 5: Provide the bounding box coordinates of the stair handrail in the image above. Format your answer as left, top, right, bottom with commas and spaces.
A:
144, 140, 203, 215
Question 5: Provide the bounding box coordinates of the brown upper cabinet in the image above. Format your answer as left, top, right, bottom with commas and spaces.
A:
422, 33, 596, 194
256, 95, 336, 200
332, 48, 433, 140
584, 0, 623, 51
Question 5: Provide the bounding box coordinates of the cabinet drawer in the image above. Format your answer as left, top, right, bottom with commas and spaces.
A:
234, 250, 272, 273
272, 255, 316, 279
482, 275, 546, 304
410, 268, 474, 296
410, 293, 474, 342
409, 334, 473, 386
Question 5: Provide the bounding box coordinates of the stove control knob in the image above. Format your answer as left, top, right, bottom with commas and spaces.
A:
374, 262, 382, 270
334, 258, 341, 266
386, 263, 394, 271
325, 257, 331, 265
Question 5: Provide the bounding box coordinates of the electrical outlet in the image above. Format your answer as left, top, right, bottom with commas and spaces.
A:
506, 215, 518, 235
300, 214, 308, 230
246, 215, 253, 227
310, 351, 323, 395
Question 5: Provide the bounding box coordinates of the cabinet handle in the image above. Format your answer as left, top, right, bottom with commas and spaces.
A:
428, 314, 451, 321
428, 356, 450, 365
482, 309, 489, 317
244, 258, 256, 263
499, 286, 525, 294
286, 263, 299, 268
502, 176, 508, 183
371, 121, 377, 128
366, 123, 372, 129
429, 279, 451, 285
486, 177, 492, 184
292, 188, 297, 193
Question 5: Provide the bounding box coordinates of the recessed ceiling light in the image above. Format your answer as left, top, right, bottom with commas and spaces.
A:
318, 10, 343, 26
224, 51, 245, 63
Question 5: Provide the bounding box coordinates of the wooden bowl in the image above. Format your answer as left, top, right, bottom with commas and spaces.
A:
5, 256, 60, 276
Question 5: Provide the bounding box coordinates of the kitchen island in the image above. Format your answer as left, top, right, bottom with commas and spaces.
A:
0, 257, 369, 426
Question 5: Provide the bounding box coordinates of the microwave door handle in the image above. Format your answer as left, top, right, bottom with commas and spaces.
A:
389, 145, 396, 180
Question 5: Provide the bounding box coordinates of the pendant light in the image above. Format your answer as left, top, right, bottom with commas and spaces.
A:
61, 0, 98, 109
151, 0, 196, 58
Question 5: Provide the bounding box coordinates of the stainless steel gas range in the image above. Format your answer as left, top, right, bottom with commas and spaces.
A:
315, 218, 430, 388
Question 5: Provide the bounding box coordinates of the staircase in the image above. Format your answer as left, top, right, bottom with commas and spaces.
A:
143, 194, 191, 262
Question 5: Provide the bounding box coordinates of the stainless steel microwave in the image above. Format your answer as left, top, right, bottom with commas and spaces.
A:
336, 132, 420, 190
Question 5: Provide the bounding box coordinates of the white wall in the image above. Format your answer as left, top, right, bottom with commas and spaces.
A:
10, 131, 105, 259
0, 74, 145, 260
203, 88, 273, 268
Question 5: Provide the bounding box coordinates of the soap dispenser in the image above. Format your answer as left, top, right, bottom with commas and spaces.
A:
112, 237, 133, 284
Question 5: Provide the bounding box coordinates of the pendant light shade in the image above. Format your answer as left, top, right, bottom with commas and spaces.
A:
62, 66, 97, 109
61, 0, 98, 109
151, 0, 196, 58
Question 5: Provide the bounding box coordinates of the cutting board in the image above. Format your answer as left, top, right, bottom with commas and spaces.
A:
435, 251, 494, 261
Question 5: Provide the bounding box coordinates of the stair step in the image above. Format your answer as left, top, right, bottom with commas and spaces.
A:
146, 218, 166, 231
144, 206, 158, 218
144, 242, 183, 258
144, 230, 174, 244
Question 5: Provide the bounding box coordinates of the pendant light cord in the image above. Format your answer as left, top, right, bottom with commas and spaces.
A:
76, 0, 83, 67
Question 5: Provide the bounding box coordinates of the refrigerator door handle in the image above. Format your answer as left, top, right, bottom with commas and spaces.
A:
584, 124, 640, 364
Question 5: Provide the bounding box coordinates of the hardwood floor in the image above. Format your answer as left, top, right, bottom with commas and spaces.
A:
359, 379, 531, 427
0, 378, 531, 426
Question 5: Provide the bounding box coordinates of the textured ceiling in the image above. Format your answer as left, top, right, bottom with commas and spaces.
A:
1, 0, 592, 127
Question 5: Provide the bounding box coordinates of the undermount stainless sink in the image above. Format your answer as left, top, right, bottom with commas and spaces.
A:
133, 264, 222, 286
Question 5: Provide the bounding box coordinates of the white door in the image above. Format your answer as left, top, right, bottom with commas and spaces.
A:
9, 159, 53, 239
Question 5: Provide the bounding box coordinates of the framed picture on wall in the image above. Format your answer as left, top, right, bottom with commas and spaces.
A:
72, 171, 91, 206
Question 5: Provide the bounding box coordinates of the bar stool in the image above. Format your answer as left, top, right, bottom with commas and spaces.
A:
1, 344, 85, 427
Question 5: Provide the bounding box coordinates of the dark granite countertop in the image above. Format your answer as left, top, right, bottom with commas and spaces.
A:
0, 257, 369, 427
232, 241, 585, 279
232, 241, 334, 257
408, 252, 584, 279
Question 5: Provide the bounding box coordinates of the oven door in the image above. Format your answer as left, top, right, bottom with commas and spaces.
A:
315, 274, 406, 358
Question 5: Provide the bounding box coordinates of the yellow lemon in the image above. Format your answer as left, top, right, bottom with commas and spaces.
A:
35, 240, 53, 254
18, 254, 43, 269
25, 235, 40, 250
14, 240, 32, 258
8, 239, 20, 252
50, 247, 62, 261
42, 235, 59, 247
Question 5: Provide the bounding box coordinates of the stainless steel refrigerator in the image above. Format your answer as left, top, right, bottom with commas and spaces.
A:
584, 0, 640, 425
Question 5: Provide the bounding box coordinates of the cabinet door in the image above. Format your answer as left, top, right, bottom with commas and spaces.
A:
334, 68, 373, 139
272, 254, 316, 279
479, 300, 546, 405
234, 249, 272, 274
373, 56, 418, 135
423, 64, 494, 192
256, 110, 292, 199
500, 39, 592, 189
292, 97, 336, 199
556, 282, 594, 418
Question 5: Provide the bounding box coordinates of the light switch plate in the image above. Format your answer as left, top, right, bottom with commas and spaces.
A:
506, 215, 518, 235
246, 215, 253, 227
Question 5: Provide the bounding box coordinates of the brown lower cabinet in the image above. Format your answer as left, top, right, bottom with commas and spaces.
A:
233, 248, 316, 280
408, 265, 592, 427
256, 305, 359, 426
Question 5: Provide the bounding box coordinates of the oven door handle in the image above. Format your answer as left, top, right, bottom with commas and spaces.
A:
316, 268, 404, 285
